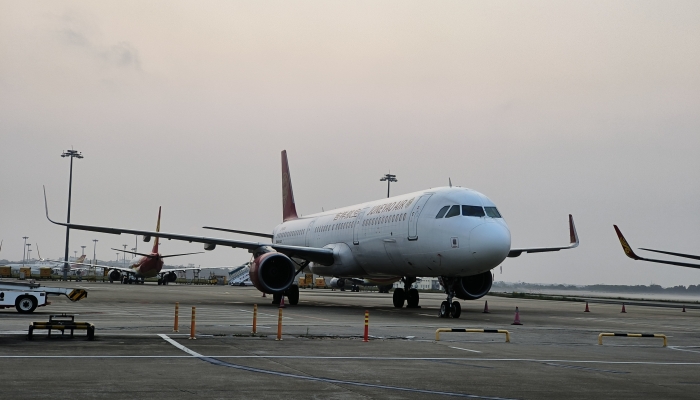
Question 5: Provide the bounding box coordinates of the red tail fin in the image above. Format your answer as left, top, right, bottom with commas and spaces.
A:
281, 150, 298, 222
152, 206, 161, 254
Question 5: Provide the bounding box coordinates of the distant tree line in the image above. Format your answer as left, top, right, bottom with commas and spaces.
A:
492, 281, 700, 294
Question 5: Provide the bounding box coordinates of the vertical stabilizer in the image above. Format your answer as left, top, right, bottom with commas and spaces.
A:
281, 150, 298, 222
153, 206, 161, 254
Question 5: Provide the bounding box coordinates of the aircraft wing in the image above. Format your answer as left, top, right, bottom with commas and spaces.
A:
614, 225, 700, 269
44, 190, 334, 265
507, 214, 579, 258
47, 259, 135, 273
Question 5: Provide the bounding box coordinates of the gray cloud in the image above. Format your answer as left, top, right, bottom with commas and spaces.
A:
56, 12, 140, 70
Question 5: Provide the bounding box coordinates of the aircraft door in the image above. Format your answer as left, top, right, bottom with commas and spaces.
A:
353, 207, 369, 245
408, 194, 433, 240
305, 219, 317, 247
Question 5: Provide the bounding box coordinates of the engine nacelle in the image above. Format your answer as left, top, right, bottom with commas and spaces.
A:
164, 272, 177, 282
454, 271, 493, 300
109, 270, 122, 281
249, 253, 296, 294
329, 278, 345, 289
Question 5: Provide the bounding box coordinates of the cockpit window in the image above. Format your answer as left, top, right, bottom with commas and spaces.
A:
462, 205, 485, 217
444, 205, 461, 218
485, 207, 502, 218
435, 206, 450, 218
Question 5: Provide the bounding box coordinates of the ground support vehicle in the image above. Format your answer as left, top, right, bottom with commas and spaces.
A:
0, 280, 88, 313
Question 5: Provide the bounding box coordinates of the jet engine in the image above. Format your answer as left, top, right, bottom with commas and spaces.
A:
108, 270, 122, 282
454, 271, 493, 300
329, 278, 346, 290
249, 252, 296, 294
164, 271, 177, 282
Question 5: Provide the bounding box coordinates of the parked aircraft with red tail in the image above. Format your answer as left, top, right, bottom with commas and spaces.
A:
67, 207, 218, 285
44, 151, 579, 318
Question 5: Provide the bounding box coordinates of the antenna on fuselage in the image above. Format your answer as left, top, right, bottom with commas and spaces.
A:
449, 178, 452, 187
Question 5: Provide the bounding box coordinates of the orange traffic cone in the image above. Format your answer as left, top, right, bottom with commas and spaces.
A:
279, 295, 286, 308
483, 301, 490, 314
682, 305, 686, 312
584, 302, 590, 312
511, 307, 523, 325
621, 303, 626, 313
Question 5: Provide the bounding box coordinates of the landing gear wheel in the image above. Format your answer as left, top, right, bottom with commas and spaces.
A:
451, 301, 461, 319
121, 277, 128, 284
157, 279, 162, 285
406, 288, 420, 308
15, 295, 37, 313
286, 284, 300, 305
272, 293, 282, 305
439, 301, 451, 318
392, 288, 406, 308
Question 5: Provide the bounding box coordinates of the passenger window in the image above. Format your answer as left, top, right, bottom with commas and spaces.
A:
444, 205, 461, 218
462, 205, 485, 217
435, 206, 450, 218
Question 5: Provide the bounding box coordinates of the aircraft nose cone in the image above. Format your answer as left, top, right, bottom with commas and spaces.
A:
470, 222, 511, 268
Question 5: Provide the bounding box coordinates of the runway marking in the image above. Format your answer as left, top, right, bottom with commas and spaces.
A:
669, 346, 700, 354
158, 334, 515, 399
281, 312, 331, 321
543, 362, 629, 374
449, 346, 482, 353
239, 309, 292, 319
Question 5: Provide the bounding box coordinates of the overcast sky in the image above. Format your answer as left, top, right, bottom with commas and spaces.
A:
1, 1, 699, 286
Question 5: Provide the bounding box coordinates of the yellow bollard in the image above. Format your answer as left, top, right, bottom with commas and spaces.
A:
252, 304, 258, 334
173, 302, 179, 332
189, 306, 196, 340
276, 308, 283, 341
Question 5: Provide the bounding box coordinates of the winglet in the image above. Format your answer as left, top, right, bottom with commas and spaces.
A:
281, 150, 298, 222
43, 186, 60, 225
613, 225, 640, 260
569, 214, 579, 247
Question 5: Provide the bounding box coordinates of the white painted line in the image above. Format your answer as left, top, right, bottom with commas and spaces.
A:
158, 334, 203, 357
669, 346, 700, 354
449, 346, 482, 353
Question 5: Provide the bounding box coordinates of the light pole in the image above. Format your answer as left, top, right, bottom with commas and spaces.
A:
26, 244, 32, 263
81, 245, 86, 256
116, 252, 120, 263
92, 239, 98, 266
379, 173, 397, 198
122, 244, 127, 265
74, 250, 77, 260
27, 249, 32, 262
61, 148, 83, 280
22, 236, 28, 266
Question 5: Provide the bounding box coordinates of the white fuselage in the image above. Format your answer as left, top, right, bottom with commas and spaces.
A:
272, 187, 511, 279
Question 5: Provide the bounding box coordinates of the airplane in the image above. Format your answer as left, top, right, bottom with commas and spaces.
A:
64, 207, 216, 285
614, 225, 700, 269
44, 150, 579, 318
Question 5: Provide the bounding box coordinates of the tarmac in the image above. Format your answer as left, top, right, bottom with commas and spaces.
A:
1, 281, 700, 399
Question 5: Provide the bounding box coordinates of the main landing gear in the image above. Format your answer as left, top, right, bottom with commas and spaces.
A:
271, 284, 300, 306
438, 277, 461, 319
392, 277, 420, 309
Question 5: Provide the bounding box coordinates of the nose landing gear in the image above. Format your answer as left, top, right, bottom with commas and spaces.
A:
438, 277, 461, 318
